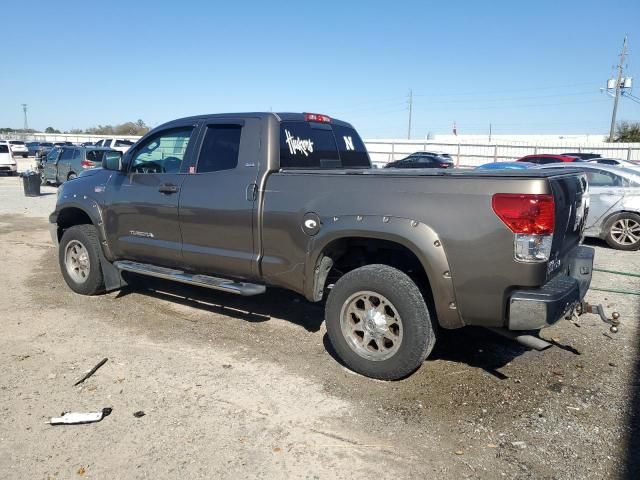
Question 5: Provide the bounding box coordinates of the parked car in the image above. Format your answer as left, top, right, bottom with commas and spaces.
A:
49, 112, 596, 380
37, 146, 62, 178
26, 142, 41, 156
41, 146, 113, 185
587, 157, 640, 171
385, 151, 454, 169
517, 154, 581, 164
36, 142, 54, 158
539, 163, 640, 250
0, 142, 17, 175
476, 162, 539, 170
8, 140, 29, 158
562, 153, 601, 160
93, 138, 135, 153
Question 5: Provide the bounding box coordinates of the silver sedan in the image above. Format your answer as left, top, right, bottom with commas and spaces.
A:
540, 163, 640, 250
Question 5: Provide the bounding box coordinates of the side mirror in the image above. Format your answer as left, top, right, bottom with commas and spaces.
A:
102, 150, 124, 171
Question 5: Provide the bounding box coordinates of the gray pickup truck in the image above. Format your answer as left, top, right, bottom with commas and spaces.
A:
50, 112, 598, 379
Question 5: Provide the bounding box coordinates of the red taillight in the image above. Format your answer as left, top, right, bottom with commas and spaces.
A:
304, 112, 331, 123
81, 159, 95, 168
492, 194, 555, 235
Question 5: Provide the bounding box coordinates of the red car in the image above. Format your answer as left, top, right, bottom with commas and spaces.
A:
516, 154, 581, 165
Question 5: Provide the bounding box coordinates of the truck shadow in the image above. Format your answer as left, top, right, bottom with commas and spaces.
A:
624, 314, 640, 478
322, 326, 532, 380
116, 273, 326, 333
118, 274, 555, 381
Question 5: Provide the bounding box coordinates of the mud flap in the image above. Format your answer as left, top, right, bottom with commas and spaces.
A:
98, 248, 127, 293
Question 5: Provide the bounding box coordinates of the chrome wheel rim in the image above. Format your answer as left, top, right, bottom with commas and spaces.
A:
64, 240, 90, 283
611, 218, 640, 246
340, 291, 403, 361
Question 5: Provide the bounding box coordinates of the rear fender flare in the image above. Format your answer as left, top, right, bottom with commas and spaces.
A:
306, 215, 464, 329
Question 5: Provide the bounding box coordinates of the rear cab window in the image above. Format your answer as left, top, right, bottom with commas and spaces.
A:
279, 120, 370, 169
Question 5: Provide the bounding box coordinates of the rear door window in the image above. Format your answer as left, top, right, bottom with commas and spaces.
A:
60, 148, 74, 162
196, 125, 242, 173
586, 170, 622, 187
279, 121, 370, 169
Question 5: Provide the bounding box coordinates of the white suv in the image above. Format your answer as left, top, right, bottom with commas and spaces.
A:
8, 140, 29, 158
93, 138, 135, 153
0, 142, 18, 175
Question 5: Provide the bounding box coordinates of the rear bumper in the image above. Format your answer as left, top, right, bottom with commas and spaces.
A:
507, 245, 594, 330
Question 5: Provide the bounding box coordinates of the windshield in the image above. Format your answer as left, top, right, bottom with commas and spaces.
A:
46, 147, 60, 162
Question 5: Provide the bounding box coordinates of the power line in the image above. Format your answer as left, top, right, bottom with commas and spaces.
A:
331, 90, 601, 119
412, 81, 601, 98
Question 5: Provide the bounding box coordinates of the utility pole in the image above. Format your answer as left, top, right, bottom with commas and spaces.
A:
407, 89, 413, 140
489, 123, 492, 143
609, 35, 628, 141
21, 104, 28, 131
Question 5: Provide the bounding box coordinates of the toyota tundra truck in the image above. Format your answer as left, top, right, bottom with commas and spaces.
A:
49, 112, 598, 380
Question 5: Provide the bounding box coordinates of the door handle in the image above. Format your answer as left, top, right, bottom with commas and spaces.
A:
158, 183, 179, 194
246, 183, 258, 201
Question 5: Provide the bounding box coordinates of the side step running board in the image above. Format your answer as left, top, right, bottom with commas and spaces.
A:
113, 260, 266, 296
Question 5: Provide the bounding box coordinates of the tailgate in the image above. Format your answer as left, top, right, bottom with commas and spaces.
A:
547, 172, 588, 279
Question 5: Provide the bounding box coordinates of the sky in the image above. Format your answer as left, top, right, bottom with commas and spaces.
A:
1, 0, 639, 138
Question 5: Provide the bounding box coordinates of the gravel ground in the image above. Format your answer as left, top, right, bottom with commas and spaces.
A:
0, 175, 639, 479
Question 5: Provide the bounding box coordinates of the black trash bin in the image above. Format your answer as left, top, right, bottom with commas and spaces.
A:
20, 171, 41, 197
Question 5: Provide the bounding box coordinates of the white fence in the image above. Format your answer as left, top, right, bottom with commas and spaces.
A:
4, 132, 640, 167
364, 139, 640, 167
0, 133, 142, 143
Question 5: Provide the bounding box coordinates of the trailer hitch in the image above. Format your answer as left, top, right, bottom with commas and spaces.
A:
567, 301, 621, 333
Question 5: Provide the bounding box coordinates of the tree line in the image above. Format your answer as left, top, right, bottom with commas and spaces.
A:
1, 120, 150, 136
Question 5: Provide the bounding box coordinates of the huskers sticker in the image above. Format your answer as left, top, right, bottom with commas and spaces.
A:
285, 129, 314, 157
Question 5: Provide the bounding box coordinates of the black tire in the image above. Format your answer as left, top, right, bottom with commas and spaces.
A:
325, 264, 436, 380
68, 172, 77, 180
58, 225, 105, 295
605, 213, 640, 251
22, 154, 28, 158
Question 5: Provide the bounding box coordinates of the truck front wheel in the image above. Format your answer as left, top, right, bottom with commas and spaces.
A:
325, 264, 436, 380
59, 225, 105, 295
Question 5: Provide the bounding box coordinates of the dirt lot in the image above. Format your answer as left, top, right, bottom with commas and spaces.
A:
0, 176, 639, 479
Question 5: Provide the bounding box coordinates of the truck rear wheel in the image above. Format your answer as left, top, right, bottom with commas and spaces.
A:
325, 264, 436, 380
59, 225, 105, 295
